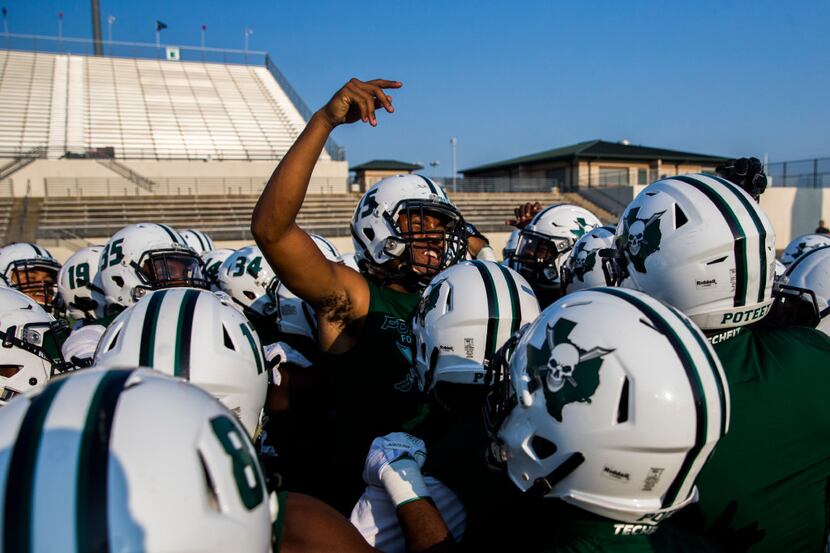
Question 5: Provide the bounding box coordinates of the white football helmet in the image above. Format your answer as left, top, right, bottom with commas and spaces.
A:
779, 246, 830, 335
350, 174, 467, 287
272, 234, 340, 340
412, 260, 539, 393
94, 288, 268, 437
608, 174, 776, 330
57, 246, 107, 321
509, 205, 602, 294
560, 226, 616, 294
485, 287, 729, 525
0, 242, 61, 311
502, 229, 521, 266
217, 245, 279, 321
0, 367, 272, 551
780, 233, 830, 267
310, 233, 341, 261
0, 288, 69, 404
773, 259, 787, 281
202, 248, 235, 292
338, 252, 361, 272
180, 228, 216, 255
99, 223, 209, 310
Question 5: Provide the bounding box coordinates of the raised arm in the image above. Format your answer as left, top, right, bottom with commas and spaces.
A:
251, 78, 401, 344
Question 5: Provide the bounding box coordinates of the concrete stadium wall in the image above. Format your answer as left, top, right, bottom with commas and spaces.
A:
1, 158, 349, 197
760, 188, 830, 250
580, 184, 828, 251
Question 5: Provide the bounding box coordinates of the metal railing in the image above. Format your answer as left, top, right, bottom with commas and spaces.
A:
767, 157, 830, 188
43, 176, 348, 197
0, 33, 345, 162
1, 32, 269, 65
430, 176, 559, 193
264, 55, 344, 161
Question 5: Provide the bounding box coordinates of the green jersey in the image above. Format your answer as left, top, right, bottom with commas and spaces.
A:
327, 279, 424, 512
420, 398, 533, 551
691, 325, 830, 552
536, 504, 722, 553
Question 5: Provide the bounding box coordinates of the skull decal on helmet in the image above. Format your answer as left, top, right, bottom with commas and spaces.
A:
620, 208, 666, 273
528, 317, 614, 421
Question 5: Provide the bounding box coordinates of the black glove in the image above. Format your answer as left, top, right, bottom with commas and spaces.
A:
716, 157, 767, 201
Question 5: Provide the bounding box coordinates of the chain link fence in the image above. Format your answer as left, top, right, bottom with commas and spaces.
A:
767, 158, 830, 188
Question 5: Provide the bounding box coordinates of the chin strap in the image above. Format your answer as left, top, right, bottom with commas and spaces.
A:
0, 325, 75, 375
526, 452, 586, 497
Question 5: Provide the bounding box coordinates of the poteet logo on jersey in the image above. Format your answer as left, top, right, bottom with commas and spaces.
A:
621, 207, 665, 273
527, 317, 614, 422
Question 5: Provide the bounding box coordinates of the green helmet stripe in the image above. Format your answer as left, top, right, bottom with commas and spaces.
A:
2, 378, 68, 553
709, 174, 769, 303
173, 289, 201, 379
673, 176, 749, 307
192, 231, 207, 252
471, 260, 500, 365
594, 288, 712, 509
670, 304, 729, 437
76, 369, 134, 553
156, 223, 182, 245
416, 174, 437, 195
240, 322, 264, 375
138, 289, 169, 367
496, 263, 522, 336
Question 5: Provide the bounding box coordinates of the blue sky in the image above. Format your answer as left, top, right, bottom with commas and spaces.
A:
5, 0, 830, 171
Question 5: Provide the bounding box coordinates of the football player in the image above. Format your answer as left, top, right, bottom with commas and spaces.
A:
605, 173, 830, 552
251, 77, 470, 511
59, 223, 209, 364
56, 246, 110, 366
92, 288, 267, 438
202, 247, 235, 292
0, 242, 61, 312
367, 287, 729, 551
0, 367, 452, 553
779, 232, 830, 267
351, 260, 540, 551
508, 204, 602, 307
179, 228, 215, 255
0, 287, 70, 403
559, 225, 616, 294
483, 288, 729, 551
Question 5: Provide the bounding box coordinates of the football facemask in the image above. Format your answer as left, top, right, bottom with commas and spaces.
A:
132, 250, 208, 301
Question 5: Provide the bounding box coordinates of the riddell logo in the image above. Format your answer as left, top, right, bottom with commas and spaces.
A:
696, 278, 716, 288
602, 466, 630, 481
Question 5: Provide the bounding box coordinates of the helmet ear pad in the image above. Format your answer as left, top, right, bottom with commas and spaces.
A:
383, 237, 407, 257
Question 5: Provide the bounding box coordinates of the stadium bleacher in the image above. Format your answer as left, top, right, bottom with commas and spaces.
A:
0, 45, 617, 248
0, 49, 317, 161
34, 191, 611, 243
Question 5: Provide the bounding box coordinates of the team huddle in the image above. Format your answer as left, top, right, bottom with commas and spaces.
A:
2, 78, 830, 553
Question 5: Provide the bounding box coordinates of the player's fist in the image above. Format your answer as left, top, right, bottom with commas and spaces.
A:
506, 202, 542, 228
319, 78, 402, 128
362, 432, 426, 487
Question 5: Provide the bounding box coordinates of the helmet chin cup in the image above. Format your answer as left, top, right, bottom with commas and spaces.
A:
383, 237, 406, 257
133, 286, 149, 301
542, 266, 560, 284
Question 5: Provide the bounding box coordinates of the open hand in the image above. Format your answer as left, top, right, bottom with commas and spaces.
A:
319, 78, 402, 128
